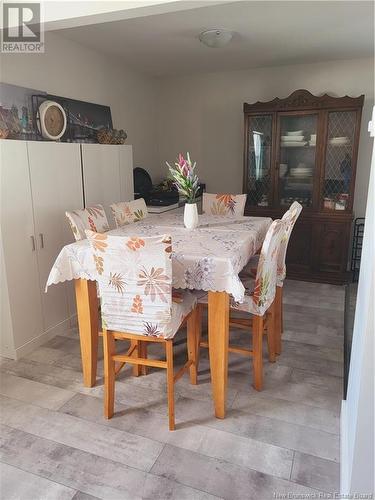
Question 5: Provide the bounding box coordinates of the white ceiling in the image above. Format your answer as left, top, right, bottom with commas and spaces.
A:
55, 1, 374, 77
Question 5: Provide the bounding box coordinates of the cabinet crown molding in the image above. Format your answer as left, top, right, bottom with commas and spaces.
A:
243, 89, 365, 113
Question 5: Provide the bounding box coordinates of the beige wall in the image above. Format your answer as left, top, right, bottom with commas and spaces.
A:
156, 58, 374, 217
0, 31, 160, 180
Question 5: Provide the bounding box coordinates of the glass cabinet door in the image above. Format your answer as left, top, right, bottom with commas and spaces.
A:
278, 113, 318, 208
322, 111, 357, 211
245, 114, 273, 207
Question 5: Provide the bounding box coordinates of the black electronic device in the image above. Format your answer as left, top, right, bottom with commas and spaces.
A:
133, 167, 179, 206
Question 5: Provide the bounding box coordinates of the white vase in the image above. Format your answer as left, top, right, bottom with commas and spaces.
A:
184, 202, 199, 230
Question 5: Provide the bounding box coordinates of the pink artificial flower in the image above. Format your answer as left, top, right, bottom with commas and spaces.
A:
178, 153, 185, 167
178, 153, 189, 176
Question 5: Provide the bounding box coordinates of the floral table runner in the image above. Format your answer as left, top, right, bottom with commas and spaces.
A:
46, 214, 272, 302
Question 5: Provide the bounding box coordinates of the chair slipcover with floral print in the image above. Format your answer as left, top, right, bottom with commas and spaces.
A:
202, 193, 247, 216
110, 198, 149, 228
197, 218, 285, 391
65, 205, 109, 241
275, 201, 303, 286
231, 219, 286, 316
241, 201, 303, 285
240, 201, 302, 354
86, 231, 198, 430
86, 231, 195, 338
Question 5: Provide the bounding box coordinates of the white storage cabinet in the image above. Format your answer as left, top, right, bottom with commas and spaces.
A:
0, 141, 134, 359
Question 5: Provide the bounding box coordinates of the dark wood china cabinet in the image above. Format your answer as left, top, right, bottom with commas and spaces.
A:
243, 89, 364, 284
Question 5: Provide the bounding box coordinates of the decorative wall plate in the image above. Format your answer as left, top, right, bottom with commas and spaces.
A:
38, 100, 67, 140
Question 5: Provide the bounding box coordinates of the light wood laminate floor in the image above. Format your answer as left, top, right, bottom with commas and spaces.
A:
0, 280, 343, 499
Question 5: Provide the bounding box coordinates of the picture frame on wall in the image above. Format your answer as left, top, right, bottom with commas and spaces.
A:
45, 94, 113, 143
0, 83, 113, 144
0, 83, 47, 140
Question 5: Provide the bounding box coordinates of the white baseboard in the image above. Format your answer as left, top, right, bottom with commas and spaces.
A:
0, 315, 76, 361
340, 399, 349, 494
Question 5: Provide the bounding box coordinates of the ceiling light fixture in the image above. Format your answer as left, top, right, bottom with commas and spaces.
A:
199, 29, 233, 48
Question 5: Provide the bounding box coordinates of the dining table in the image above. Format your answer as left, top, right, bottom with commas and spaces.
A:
46, 213, 272, 418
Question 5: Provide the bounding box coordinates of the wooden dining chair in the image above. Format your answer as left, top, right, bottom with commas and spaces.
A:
86, 230, 200, 431
65, 205, 109, 241
240, 201, 302, 354
110, 198, 149, 228
202, 193, 247, 216
198, 219, 285, 391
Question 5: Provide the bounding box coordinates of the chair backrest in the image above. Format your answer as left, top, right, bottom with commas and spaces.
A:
65, 205, 109, 241
86, 231, 173, 337
277, 201, 303, 286
110, 198, 148, 228
252, 219, 285, 314
202, 193, 247, 216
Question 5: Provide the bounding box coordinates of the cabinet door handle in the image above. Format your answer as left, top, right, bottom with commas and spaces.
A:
30, 236, 36, 252
39, 233, 44, 249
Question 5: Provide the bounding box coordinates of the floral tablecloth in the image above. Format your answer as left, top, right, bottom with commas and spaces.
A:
46, 214, 272, 303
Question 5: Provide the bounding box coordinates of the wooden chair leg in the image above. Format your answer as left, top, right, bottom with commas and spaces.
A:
103, 329, 116, 419
196, 304, 204, 373
140, 341, 148, 376
252, 316, 264, 391
275, 287, 283, 355
165, 340, 175, 430
187, 306, 201, 385
266, 302, 277, 363
131, 340, 142, 376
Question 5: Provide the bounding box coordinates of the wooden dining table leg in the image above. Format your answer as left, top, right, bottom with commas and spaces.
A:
187, 305, 202, 385
75, 279, 99, 387
266, 301, 277, 363
274, 286, 283, 355
252, 315, 264, 391
208, 291, 229, 419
